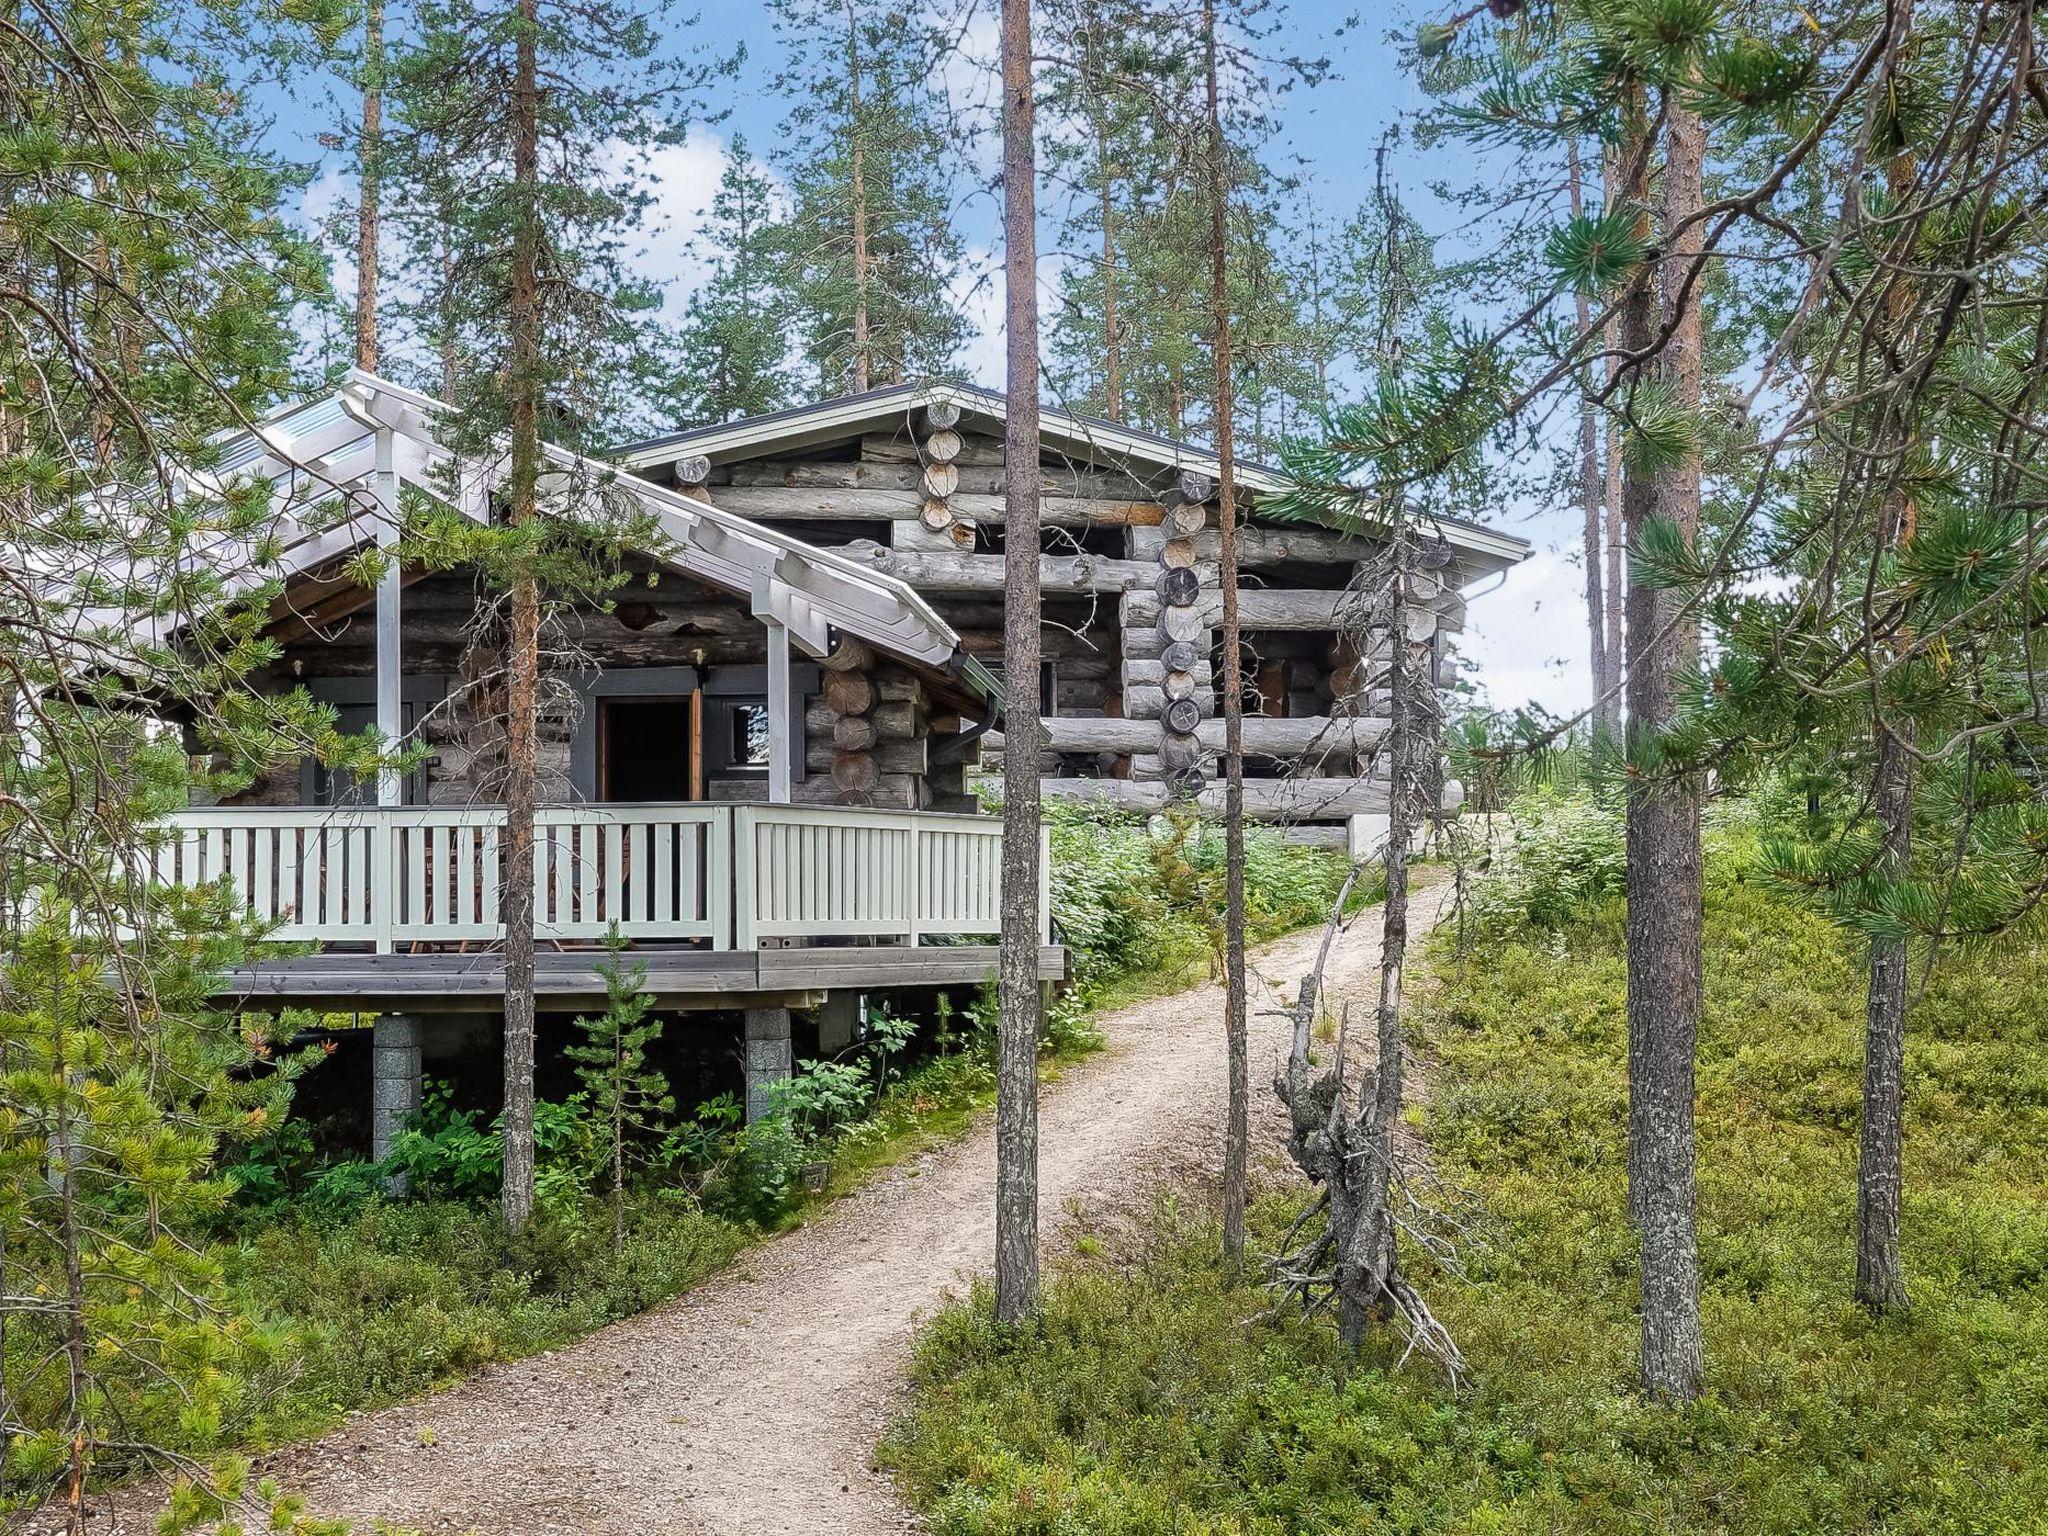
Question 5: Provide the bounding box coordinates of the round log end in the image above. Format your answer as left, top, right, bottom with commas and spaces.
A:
918, 497, 956, 531
1156, 566, 1202, 607
924, 400, 963, 431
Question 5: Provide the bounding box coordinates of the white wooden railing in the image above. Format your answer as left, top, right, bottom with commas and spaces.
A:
150, 803, 1048, 953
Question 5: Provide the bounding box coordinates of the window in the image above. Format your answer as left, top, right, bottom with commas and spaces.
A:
729, 701, 771, 767
706, 695, 773, 777
984, 661, 1057, 715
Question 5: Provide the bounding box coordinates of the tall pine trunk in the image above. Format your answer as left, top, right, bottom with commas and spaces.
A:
499, 0, 542, 1234
354, 0, 384, 371
1858, 723, 1912, 1309
1096, 114, 1121, 422
1602, 152, 1627, 730
1857, 3, 1920, 1314
1623, 79, 1705, 1402
1204, 0, 1248, 1272
993, 0, 1043, 1327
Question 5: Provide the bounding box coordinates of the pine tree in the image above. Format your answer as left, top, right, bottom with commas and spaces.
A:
994, 0, 1045, 1328
566, 935, 673, 1253
0, 0, 365, 1516
771, 0, 967, 393
671, 137, 797, 424
391, 0, 718, 1231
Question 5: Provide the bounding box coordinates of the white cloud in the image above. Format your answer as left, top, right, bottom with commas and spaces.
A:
624, 129, 794, 305
1456, 544, 1593, 719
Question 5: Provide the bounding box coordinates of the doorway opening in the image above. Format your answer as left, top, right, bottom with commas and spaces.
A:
598, 696, 695, 802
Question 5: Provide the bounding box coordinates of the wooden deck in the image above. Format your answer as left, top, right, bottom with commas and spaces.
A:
209, 943, 1071, 1013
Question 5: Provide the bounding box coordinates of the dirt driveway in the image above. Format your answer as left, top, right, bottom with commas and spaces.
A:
104, 870, 1449, 1536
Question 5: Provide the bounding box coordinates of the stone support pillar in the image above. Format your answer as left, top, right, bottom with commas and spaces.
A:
744, 1007, 794, 1123
371, 1013, 423, 1191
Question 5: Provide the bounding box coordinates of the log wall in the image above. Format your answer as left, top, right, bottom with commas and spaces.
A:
695, 425, 1468, 820
224, 565, 957, 813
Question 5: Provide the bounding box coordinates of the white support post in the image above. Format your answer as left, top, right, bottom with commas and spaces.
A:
373, 427, 403, 809
765, 616, 793, 805
372, 426, 402, 953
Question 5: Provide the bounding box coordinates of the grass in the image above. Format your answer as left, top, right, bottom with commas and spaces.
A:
884, 832, 2048, 1535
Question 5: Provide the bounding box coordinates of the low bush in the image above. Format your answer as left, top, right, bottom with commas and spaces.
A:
888, 808, 2048, 1534
1048, 802, 1367, 994
225, 1191, 748, 1446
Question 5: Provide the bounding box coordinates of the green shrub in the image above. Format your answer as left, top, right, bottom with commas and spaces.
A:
889, 834, 2048, 1535
1471, 785, 1629, 929
1046, 801, 1363, 992
226, 1192, 748, 1446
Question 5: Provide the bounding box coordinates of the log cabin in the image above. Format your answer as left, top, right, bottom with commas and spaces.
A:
120, 370, 1523, 1155
613, 384, 1530, 843
132, 371, 1060, 1149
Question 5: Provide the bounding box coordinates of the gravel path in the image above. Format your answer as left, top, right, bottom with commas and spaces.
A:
117, 871, 1449, 1536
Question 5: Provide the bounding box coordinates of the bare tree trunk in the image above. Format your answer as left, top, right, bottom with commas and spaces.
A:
1273, 547, 1460, 1380
1568, 141, 1608, 735
1351, 555, 1420, 1346
1624, 80, 1706, 1403
845, 0, 870, 394
993, 0, 1042, 1328
1857, 6, 1920, 1315
1203, 0, 1249, 1272
612, 1090, 627, 1255
499, 0, 542, 1236
438, 228, 459, 404
51, 1026, 90, 1535
1858, 721, 1912, 1311
1603, 377, 1625, 722
354, 0, 384, 371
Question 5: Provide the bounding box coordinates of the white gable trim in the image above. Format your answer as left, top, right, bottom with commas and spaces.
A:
98, 372, 989, 694
613, 383, 1533, 568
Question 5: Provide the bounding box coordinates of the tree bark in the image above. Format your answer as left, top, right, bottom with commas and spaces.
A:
1857, 3, 1921, 1315
994, 0, 1043, 1327
499, 0, 542, 1235
1204, 0, 1249, 1272
1623, 78, 1705, 1402
1351, 556, 1419, 1347
1858, 720, 1912, 1311
1096, 109, 1121, 422
353, 0, 384, 372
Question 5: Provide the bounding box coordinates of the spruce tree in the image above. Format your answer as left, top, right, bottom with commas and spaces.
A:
671, 136, 797, 424
770, 0, 966, 392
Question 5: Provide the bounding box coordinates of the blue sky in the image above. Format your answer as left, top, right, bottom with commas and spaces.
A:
272, 0, 1584, 716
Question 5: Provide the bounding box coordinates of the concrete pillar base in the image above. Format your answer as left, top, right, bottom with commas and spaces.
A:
814, 992, 859, 1057
371, 1013, 423, 1193
744, 1007, 794, 1123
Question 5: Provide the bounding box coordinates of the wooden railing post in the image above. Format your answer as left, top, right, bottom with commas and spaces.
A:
732, 806, 758, 951
370, 809, 396, 954
1038, 822, 1052, 944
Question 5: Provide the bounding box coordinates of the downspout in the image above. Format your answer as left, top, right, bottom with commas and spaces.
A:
930, 650, 1002, 765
